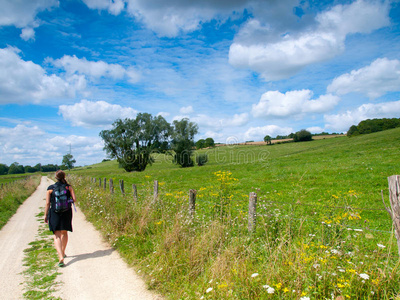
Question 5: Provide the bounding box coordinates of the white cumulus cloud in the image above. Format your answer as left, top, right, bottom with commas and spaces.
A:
180, 105, 194, 114
0, 0, 58, 40
58, 99, 138, 128
229, 0, 390, 80
0, 47, 82, 104
324, 100, 400, 132
50, 55, 140, 83
252, 90, 340, 119
327, 58, 400, 98
0, 123, 105, 165
82, 0, 125, 15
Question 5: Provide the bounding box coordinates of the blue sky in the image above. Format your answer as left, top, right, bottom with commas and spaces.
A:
0, 0, 400, 166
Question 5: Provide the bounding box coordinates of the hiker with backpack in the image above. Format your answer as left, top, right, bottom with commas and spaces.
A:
44, 170, 76, 267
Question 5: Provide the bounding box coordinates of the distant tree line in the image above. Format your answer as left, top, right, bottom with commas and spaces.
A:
347, 118, 400, 137
195, 138, 215, 149
0, 162, 62, 175
0, 154, 77, 175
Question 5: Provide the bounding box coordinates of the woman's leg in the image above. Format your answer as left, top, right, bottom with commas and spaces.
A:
60, 230, 68, 256
53, 231, 64, 263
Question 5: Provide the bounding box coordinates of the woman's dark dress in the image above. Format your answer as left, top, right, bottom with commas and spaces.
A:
47, 182, 73, 233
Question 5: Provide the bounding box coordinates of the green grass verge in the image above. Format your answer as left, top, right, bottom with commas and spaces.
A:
0, 175, 41, 229
22, 211, 61, 300
68, 128, 400, 299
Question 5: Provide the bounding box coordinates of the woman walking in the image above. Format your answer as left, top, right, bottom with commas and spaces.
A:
44, 170, 76, 267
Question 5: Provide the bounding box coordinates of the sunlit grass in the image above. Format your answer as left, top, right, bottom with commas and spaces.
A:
69, 128, 400, 299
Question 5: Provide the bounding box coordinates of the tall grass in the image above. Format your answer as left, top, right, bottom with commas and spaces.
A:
69, 128, 400, 299
0, 175, 41, 229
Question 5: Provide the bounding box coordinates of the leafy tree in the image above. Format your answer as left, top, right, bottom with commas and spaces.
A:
0, 164, 9, 175
8, 162, 24, 174
34, 163, 42, 172
196, 153, 208, 166
62, 153, 76, 170
204, 137, 215, 148
263, 135, 272, 145
347, 125, 359, 137
171, 118, 198, 168
293, 129, 312, 142
99, 113, 171, 172
196, 139, 205, 149
24, 165, 37, 173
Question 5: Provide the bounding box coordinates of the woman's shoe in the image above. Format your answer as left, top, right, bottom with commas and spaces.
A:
58, 261, 65, 267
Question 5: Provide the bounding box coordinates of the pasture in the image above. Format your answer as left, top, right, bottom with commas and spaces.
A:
64, 128, 400, 298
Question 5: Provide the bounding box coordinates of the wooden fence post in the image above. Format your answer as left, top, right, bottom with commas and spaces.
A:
132, 184, 138, 203
119, 179, 125, 195
189, 189, 197, 217
109, 178, 114, 194
383, 175, 400, 256
103, 178, 107, 191
153, 180, 159, 202
248, 192, 257, 233
99, 178, 101, 188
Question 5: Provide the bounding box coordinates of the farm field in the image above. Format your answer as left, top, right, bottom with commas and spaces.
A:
67, 128, 400, 299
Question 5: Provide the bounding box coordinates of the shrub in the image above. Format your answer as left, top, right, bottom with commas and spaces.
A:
293, 129, 312, 142
196, 153, 208, 166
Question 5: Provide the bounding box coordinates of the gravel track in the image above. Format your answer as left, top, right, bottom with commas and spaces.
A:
0, 176, 163, 300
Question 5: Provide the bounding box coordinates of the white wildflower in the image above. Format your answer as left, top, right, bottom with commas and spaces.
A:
251, 273, 259, 278
338, 268, 345, 273
359, 273, 370, 280
206, 287, 213, 293
300, 297, 310, 300
267, 287, 275, 294
354, 229, 363, 232
377, 244, 385, 248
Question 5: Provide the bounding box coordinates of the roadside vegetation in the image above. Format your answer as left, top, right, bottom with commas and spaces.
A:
0, 174, 41, 229
68, 128, 400, 299
22, 211, 60, 299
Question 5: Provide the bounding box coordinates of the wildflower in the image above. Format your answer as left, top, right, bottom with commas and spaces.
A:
263, 285, 275, 294
300, 296, 310, 300
359, 273, 369, 280
377, 244, 386, 248
251, 273, 259, 278
354, 229, 363, 232
206, 287, 213, 293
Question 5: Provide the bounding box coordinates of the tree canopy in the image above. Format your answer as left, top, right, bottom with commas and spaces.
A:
347, 118, 400, 137
99, 113, 172, 172
62, 153, 76, 170
171, 118, 199, 168
293, 129, 312, 142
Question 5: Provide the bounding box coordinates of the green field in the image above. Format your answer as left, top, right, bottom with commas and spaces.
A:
65, 128, 400, 299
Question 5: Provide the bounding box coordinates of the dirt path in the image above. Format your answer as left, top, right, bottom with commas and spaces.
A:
0, 176, 49, 299
0, 176, 164, 300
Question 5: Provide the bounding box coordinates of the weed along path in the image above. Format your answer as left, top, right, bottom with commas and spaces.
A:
0, 176, 163, 300
53, 185, 163, 300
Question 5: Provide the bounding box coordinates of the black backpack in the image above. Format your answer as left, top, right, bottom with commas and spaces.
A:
53, 183, 72, 213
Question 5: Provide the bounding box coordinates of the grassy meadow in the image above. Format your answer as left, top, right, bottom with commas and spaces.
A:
66, 128, 400, 299
0, 174, 41, 229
